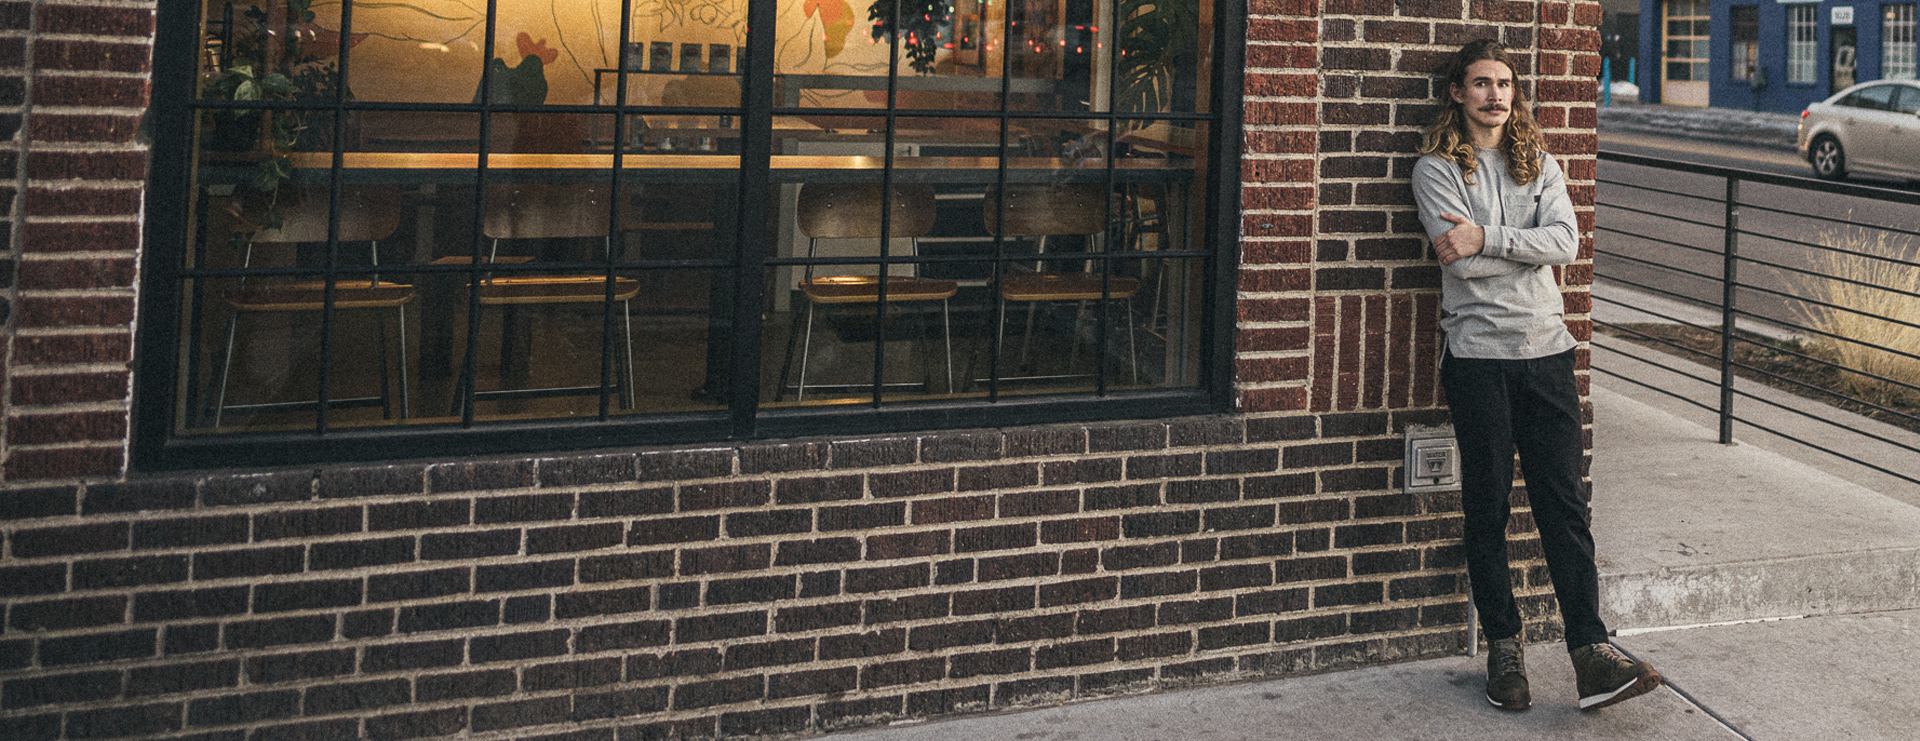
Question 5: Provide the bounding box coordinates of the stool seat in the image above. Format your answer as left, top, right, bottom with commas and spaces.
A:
778, 183, 951, 401
209, 185, 412, 427
1000, 274, 1139, 302
451, 183, 640, 413
476, 276, 643, 305
802, 276, 958, 304
983, 183, 1140, 386
229, 280, 415, 312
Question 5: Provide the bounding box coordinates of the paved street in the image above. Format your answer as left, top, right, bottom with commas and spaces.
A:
1594, 117, 1920, 332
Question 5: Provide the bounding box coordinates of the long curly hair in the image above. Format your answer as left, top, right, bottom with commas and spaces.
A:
1419, 39, 1544, 186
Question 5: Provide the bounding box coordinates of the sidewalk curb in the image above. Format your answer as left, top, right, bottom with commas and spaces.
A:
1601, 546, 1920, 630
1595, 102, 1802, 155
1595, 120, 1801, 154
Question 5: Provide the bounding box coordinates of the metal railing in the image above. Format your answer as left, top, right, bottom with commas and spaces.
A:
1593, 150, 1920, 486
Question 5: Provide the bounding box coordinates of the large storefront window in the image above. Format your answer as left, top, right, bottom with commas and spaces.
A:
138, 0, 1237, 467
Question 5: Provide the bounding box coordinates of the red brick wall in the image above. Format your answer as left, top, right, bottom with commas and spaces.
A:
1, 0, 152, 482
1239, 0, 1599, 420
0, 1, 1600, 739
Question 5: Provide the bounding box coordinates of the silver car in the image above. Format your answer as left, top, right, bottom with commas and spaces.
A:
1798, 79, 1920, 181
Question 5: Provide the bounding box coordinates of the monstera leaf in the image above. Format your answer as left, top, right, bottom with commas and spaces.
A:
1115, 0, 1198, 115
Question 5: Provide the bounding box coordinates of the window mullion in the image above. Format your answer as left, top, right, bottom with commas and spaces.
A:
728, 0, 781, 438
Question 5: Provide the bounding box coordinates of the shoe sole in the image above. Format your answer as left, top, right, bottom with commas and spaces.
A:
1486, 693, 1530, 712
1579, 668, 1663, 711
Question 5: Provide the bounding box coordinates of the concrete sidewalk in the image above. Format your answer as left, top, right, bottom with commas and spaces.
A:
819, 606, 1920, 740
812, 364, 1920, 739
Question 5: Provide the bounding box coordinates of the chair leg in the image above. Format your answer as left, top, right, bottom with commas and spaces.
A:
796, 302, 819, 402
941, 298, 954, 395
451, 305, 478, 417
620, 298, 637, 410
1069, 299, 1089, 369
376, 310, 394, 419
911, 300, 947, 396
397, 304, 411, 420
212, 310, 241, 428
1018, 300, 1039, 371
774, 299, 804, 403
993, 296, 1007, 385
1148, 263, 1168, 335
450, 366, 467, 417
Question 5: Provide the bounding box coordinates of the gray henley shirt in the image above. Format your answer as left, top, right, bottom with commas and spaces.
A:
1411, 146, 1580, 360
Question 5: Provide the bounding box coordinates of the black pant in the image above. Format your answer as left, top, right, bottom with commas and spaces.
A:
1441, 347, 1608, 649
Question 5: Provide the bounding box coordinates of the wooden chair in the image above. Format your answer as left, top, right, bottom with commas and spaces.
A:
453, 183, 642, 412
777, 183, 956, 401
211, 186, 414, 426
984, 183, 1140, 384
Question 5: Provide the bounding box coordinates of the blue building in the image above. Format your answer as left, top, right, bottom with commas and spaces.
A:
1640, 0, 1918, 112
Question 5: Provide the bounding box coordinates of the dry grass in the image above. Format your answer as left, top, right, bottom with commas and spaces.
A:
1794, 226, 1920, 408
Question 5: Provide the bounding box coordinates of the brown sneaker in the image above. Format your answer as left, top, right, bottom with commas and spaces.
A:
1485, 636, 1530, 711
1570, 642, 1662, 710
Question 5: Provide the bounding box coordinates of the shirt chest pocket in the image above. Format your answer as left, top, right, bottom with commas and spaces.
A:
1501, 194, 1539, 229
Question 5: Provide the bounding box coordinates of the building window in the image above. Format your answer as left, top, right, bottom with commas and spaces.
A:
1663, 0, 1710, 81
1730, 6, 1759, 80
139, 0, 1238, 468
1888, 4, 1919, 79
1788, 4, 1818, 83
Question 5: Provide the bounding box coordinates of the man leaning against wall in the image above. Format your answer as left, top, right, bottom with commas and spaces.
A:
1410, 38, 1664, 714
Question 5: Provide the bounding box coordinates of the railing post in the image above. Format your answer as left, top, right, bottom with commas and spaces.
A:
1602, 58, 1612, 107
1719, 178, 1740, 444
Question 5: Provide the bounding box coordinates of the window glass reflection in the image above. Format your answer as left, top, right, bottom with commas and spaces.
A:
171, 0, 1219, 441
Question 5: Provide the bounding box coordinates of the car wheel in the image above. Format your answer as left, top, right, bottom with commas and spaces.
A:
1810, 137, 1847, 180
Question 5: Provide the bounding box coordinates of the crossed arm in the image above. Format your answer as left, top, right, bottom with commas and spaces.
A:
1411, 155, 1578, 280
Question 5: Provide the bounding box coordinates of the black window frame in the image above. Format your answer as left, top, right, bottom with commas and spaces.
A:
133, 0, 1247, 471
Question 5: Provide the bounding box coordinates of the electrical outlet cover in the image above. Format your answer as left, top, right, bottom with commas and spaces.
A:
1404, 424, 1461, 493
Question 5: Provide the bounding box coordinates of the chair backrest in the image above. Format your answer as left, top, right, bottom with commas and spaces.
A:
796, 183, 937, 241
983, 183, 1106, 238
247, 186, 402, 245
483, 183, 613, 241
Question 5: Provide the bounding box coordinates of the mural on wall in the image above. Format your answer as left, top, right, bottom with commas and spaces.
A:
204, 0, 1130, 115
257, 0, 901, 107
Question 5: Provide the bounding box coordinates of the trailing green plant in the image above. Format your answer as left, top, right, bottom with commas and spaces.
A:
1793, 225, 1920, 407
202, 0, 344, 204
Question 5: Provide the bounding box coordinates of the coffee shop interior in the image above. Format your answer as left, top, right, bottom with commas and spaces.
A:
174, 0, 1218, 437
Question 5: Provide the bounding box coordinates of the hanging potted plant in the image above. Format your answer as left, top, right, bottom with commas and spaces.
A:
867, 0, 951, 74
201, 0, 353, 198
